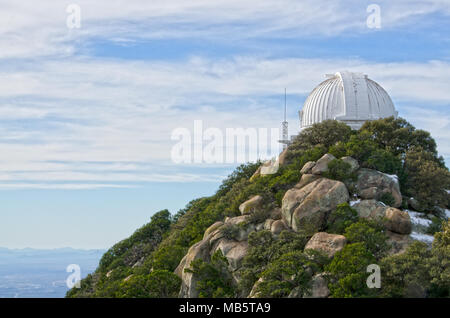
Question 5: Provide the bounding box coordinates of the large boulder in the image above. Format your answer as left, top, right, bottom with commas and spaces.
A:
264, 219, 275, 230
304, 273, 330, 298
352, 199, 386, 219
311, 154, 336, 175
386, 230, 413, 255
341, 156, 359, 173
270, 220, 288, 235
251, 148, 290, 180
203, 221, 224, 239
384, 207, 412, 234
239, 195, 263, 215
225, 215, 249, 226
213, 240, 249, 271
352, 200, 412, 234
222, 216, 255, 241
304, 232, 347, 258
177, 235, 213, 298
300, 161, 316, 174
282, 178, 349, 232
295, 174, 320, 189
269, 207, 282, 220
407, 197, 428, 213
356, 169, 402, 208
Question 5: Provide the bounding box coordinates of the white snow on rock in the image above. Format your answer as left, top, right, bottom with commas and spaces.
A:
349, 199, 360, 207
383, 173, 399, 183
405, 210, 432, 227
445, 209, 450, 219
410, 232, 434, 244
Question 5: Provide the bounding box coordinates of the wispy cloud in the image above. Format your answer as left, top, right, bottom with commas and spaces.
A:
1, 1, 449, 59
0, 1, 448, 189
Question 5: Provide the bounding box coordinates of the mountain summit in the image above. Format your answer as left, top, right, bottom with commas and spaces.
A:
67, 117, 450, 298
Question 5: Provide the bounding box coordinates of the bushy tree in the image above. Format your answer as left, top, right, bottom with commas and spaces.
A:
322, 159, 354, 182
325, 243, 378, 298
380, 241, 432, 297
256, 250, 328, 298
290, 120, 353, 151
402, 147, 450, 211
428, 220, 450, 297
117, 270, 181, 298
360, 116, 439, 157
238, 230, 311, 296
343, 219, 389, 259
326, 203, 359, 234
185, 250, 235, 298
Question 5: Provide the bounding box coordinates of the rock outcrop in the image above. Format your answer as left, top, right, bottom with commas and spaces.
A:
386, 230, 414, 255
175, 154, 418, 298
384, 207, 412, 234
304, 274, 330, 298
311, 154, 336, 175
352, 200, 412, 234
295, 174, 320, 189
304, 232, 347, 258
356, 169, 402, 208
300, 161, 316, 174
282, 178, 349, 232
239, 195, 263, 215
270, 220, 288, 235
177, 234, 215, 298
213, 240, 249, 271
341, 156, 359, 173
352, 199, 386, 219
250, 148, 290, 181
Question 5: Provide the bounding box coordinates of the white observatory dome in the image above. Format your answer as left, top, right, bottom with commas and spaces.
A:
299, 71, 398, 130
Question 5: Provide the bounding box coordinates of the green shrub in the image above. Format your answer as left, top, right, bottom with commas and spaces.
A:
343, 219, 389, 260
237, 230, 311, 296
290, 120, 353, 151
323, 159, 355, 182
118, 270, 181, 298
220, 224, 241, 240
326, 203, 359, 234
325, 243, 378, 298
185, 250, 235, 298
380, 241, 432, 297
256, 250, 329, 298
426, 217, 444, 235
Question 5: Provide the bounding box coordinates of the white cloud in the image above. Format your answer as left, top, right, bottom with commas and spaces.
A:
0, 1, 449, 189
1, 0, 449, 59
0, 56, 449, 190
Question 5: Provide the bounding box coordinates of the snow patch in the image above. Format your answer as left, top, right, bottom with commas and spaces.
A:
410, 232, 434, 244
383, 173, 399, 183
405, 210, 432, 227
350, 199, 360, 207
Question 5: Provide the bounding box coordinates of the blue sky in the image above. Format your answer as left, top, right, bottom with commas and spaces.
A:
0, 0, 449, 249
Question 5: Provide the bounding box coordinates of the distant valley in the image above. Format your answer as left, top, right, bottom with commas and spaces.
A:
0, 247, 104, 298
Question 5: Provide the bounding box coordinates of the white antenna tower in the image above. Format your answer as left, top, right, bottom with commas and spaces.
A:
279, 88, 290, 150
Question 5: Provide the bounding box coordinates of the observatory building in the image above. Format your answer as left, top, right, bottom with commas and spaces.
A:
299, 71, 398, 130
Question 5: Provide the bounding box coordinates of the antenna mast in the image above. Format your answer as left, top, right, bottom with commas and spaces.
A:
280, 88, 289, 150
